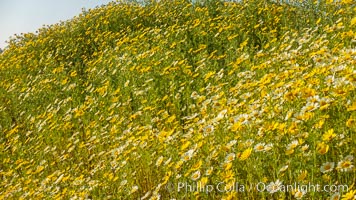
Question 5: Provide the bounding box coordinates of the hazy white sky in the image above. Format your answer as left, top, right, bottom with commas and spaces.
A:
0, 0, 114, 48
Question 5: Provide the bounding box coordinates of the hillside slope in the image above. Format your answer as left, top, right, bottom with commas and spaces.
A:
0, 0, 355, 199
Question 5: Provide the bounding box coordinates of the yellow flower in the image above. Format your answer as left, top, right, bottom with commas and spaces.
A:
347, 101, 356, 111
221, 170, 234, 182
231, 122, 243, 132
340, 0, 353, 4
70, 70, 77, 77
181, 141, 191, 151
204, 71, 215, 82
297, 170, 308, 181
205, 167, 213, 176
198, 177, 208, 188
222, 191, 237, 200
316, 142, 329, 155
162, 171, 171, 185
314, 119, 325, 129
351, 17, 356, 27
239, 148, 252, 161
341, 189, 356, 200
322, 174, 331, 182
262, 177, 268, 183
175, 160, 184, 170
322, 129, 337, 142
286, 148, 294, 155
346, 118, 355, 128
326, 0, 333, 4
223, 162, 233, 170
191, 160, 203, 171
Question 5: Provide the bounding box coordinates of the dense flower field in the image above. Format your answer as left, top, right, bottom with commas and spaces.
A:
0, 0, 355, 199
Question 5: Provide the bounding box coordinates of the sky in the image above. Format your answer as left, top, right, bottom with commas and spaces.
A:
0, 0, 114, 49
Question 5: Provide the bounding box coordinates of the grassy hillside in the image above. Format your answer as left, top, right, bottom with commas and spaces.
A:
0, 0, 355, 199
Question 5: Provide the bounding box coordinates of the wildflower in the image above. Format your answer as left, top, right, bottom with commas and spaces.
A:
286, 149, 294, 155
156, 156, 164, 167
330, 192, 340, 200
120, 180, 127, 186
181, 141, 191, 151
319, 97, 332, 110
221, 170, 234, 181
266, 180, 282, 194
346, 118, 356, 128
320, 162, 335, 173
203, 125, 214, 135
164, 157, 172, 166
191, 171, 201, 181
162, 171, 171, 185
191, 160, 203, 170
234, 113, 250, 125
181, 149, 195, 161
316, 142, 329, 155
175, 160, 184, 170
244, 139, 254, 147
287, 140, 299, 150
149, 193, 161, 200
254, 143, 266, 152
285, 110, 294, 121
297, 170, 308, 181
214, 109, 227, 122
301, 144, 309, 151
301, 101, 319, 112
314, 119, 325, 129
222, 162, 233, 170
341, 189, 356, 200
70, 70, 77, 77
239, 147, 252, 161
130, 186, 139, 194
222, 191, 237, 200
141, 191, 152, 200
54, 174, 64, 184
307, 95, 320, 103
322, 129, 337, 142
124, 80, 130, 87
264, 143, 273, 151
351, 17, 356, 26
175, 174, 182, 180
190, 91, 199, 99
226, 140, 237, 149
279, 165, 289, 173
198, 177, 208, 188
322, 174, 331, 182
294, 188, 307, 199
336, 159, 354, 172
205, 167, 213, 176
344, 155, 354, 161
225, 153, 236, 163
